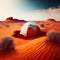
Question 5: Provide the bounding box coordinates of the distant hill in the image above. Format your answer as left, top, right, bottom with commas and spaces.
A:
46, 18, 56, 22
5, 17, 27, 23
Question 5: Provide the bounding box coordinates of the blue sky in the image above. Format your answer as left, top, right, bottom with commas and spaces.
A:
22, 0, 60, 9
0, 0, 60, 21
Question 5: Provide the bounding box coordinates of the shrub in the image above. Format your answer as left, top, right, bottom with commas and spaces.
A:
4, 23, 9, 27
40, 23, 44, 27
46, 30, 60, 42
13, 30, 20, 35
5, 25, 9, 27
0, 36, 14, 51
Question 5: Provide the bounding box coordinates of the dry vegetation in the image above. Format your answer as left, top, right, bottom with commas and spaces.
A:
46, 30, 60, 42
0, 36, 14, 52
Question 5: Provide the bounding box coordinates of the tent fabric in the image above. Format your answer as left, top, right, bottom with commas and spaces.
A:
27, 27, 36, 37
20, 22, 41, 37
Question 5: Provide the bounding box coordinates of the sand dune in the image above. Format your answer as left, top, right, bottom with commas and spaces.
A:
15, 37, 60, 60
0, 21, 60, 60
0, 37, 60, 60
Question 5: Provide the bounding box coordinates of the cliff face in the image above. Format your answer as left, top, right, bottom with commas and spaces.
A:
5, 17, 26, 22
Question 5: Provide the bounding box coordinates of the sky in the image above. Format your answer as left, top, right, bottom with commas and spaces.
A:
0, 0, 60, 21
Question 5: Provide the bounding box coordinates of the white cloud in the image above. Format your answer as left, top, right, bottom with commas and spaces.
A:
0, 0, 60, 21
24, 6, 60, 21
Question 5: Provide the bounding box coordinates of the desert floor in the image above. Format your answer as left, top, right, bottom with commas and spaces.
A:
0, 21, 60, 60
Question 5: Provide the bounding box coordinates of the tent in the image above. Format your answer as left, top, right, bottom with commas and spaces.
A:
20, 22, 41, 37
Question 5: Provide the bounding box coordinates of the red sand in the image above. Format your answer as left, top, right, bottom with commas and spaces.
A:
0, 21, 60, 60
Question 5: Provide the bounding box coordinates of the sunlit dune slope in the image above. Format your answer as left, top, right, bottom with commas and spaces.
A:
15, 37, 60, 60
0, 37, 60, 60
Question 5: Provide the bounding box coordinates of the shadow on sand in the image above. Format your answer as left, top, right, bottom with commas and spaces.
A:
12, 31, 46, 40
0, 48, 15, 56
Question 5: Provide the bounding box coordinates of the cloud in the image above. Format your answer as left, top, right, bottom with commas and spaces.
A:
0, 0, 60, 21
25, 6, 60, 21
